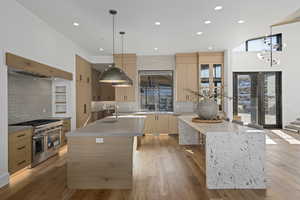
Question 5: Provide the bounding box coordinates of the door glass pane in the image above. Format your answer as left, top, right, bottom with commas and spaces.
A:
200, 64, 209, 78
264, 73, 277, 124
213, 87, 222, 111
213, 64, 222, 78
234, 72, 281, 128
199, 64, 210, 97
237, 74, 258, 124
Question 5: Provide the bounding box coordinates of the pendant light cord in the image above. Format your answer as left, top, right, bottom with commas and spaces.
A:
270, 26, 273, 67
122, 33, 124, 70
113, 14, 115, 56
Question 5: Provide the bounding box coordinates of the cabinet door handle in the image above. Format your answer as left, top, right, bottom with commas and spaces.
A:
24, 62, 31, 66
17, 134, 25, 138
18, 160, 26, 166
84, 104, 87, 114
80, 75, 82, 81
17, 146, 26, 150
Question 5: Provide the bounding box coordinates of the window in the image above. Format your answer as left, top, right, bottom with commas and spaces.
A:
246, 33, 282, 52
139, 71, 173, 112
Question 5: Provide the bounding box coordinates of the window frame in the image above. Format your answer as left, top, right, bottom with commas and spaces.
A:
245, 33, 282, 52
138, 70, 174, 112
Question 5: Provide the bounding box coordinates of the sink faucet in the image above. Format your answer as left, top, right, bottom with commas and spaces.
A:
115, 104, 119, 120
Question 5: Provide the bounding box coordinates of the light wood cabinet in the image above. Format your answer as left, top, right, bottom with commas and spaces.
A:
67, 136, 134, 189
91, 69, 115, 101
91, 69, 101, 101
143, 114, 178, 134
156, 115, 170, 133
114, 54, 137, 102
76, 55, 92, 128
175, 53, 198, 102
6, 52, 73, 80
61, 119, 71, 146
9, 128, 32, 174
168, 115, 178, 134
143, 115, 155, 133
198, 52, 224, 111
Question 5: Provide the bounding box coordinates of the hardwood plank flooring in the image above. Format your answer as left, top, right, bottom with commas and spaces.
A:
1, 131, 300, 200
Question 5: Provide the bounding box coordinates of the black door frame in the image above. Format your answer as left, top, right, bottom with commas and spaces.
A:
233, 72, 282, 129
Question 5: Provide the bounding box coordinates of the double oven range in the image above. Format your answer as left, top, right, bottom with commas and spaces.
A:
11, 119, 63, 167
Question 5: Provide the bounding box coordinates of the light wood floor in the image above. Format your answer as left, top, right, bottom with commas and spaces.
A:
1, 131, 300, 200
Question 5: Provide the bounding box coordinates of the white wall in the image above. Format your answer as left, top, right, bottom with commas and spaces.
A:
0, 49, 9, 187
223, 50, 233, 119
0, 0, 93, 187
230, 22, 300, 126
89, 55, 113, 64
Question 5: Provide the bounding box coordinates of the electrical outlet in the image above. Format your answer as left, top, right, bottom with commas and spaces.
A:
96, 138, 104, 143
42, 108, 46, 113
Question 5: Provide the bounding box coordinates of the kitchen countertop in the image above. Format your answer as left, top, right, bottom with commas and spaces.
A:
117, 111, 194, 116
178, 114, 264, 135
67, 115, 145, 137
47, 117, 71, 120
8, 126, 32, 134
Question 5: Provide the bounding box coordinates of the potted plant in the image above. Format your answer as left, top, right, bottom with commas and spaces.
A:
186, 89, 232, 120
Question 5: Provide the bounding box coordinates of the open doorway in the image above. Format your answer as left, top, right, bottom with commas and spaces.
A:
233, 72, 282, 129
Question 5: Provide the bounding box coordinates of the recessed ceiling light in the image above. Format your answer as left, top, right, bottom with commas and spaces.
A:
73, 22, 80, 26
154, 48, 158, 51
204, 20, 211, 24
99, 48, 104, 51
155, 21, 161, 26
238, 20, 245, 24
214, 6, 223, 11
196, 32, 203, 36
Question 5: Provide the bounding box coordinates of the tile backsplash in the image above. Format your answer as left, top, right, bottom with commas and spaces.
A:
8, 72, 52, 124
174, 102, 196, 113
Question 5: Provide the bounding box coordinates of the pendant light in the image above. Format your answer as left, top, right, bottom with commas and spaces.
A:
112, 31, 133, 87
99, 9, 130, 83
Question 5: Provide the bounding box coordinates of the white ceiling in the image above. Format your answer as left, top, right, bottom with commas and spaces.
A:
16, 0, 300, 56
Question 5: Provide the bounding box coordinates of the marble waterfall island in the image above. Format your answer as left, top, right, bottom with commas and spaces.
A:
66, 115, 145, 189
178, 115, 266, 189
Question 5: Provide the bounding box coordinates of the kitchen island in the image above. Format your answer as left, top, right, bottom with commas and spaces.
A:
66, 115, 145, 189
178, 115, 266, 189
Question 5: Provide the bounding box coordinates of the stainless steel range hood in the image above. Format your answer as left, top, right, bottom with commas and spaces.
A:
8, 68, 51, 79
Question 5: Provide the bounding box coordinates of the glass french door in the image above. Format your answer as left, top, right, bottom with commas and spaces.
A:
233, 72, 282, 128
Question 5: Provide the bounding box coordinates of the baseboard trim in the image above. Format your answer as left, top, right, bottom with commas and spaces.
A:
0, 172, 9, 188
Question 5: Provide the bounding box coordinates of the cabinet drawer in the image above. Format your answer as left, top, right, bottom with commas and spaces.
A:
10, 129, 32, 142
9, 138, 32, 174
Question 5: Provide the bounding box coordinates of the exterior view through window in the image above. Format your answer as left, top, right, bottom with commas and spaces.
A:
139, 70, 173, 112
245, 33, 282, 52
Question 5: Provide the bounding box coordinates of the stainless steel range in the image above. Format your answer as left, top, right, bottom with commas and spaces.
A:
11, 119, 63, 167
